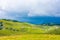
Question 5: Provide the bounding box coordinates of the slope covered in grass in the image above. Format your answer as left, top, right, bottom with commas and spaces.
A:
0, 19, 60, 36
0, 19, 45, 36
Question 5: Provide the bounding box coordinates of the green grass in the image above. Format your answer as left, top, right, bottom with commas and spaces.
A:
0, 19, 45, 36
0, 19, 60, 35
0, 19, 60, 40
0, 34, 60, 40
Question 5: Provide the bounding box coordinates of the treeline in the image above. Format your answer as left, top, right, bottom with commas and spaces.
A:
41, 23, 60, 26
2, 19, 19, 22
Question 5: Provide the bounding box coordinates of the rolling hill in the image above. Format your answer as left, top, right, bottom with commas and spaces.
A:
0, 19, 60, 36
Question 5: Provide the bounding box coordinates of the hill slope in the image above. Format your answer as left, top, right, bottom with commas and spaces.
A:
0, 19, 60, 36
0, 19, 45, 36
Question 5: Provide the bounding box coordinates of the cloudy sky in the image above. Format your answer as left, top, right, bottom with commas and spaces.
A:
0, 0, 60, 24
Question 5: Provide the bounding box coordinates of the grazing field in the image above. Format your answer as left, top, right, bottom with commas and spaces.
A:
0, 34, 60, 40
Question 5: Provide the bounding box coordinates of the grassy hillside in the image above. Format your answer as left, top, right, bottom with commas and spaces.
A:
0, 19, 45, 36
0, 19, 60, 36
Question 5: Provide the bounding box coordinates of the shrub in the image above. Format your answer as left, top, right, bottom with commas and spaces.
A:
0, 22, 4, 30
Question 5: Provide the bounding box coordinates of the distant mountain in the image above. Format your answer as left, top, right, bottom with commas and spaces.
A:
17, 16, 60, 24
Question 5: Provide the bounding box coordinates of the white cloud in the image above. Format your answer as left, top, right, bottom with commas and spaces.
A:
28, 0, 60, 17
0, 0, 60, 19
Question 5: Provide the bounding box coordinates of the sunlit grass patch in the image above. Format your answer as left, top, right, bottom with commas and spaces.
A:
0, 34, 60, 40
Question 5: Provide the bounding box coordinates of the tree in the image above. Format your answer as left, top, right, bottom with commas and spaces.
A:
0, 22, 3, 30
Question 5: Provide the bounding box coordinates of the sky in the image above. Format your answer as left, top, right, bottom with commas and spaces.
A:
0, 0, 60, 24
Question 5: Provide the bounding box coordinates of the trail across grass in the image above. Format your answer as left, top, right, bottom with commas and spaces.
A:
0, 34, 60, 40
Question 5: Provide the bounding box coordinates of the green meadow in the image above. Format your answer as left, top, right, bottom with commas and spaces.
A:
0, 19, 60, 40
0, 34, 60, 40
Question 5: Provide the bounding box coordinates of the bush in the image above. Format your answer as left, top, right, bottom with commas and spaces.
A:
0, 22, 4, 30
